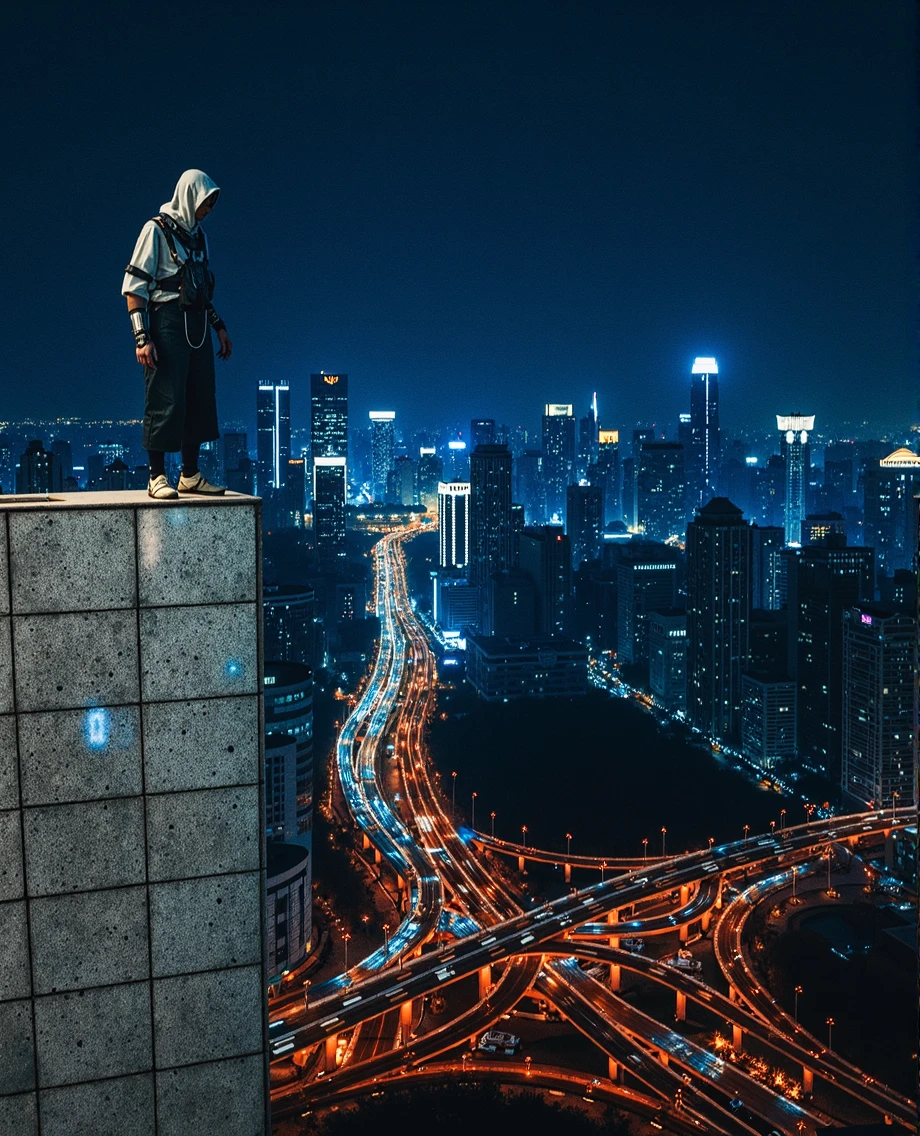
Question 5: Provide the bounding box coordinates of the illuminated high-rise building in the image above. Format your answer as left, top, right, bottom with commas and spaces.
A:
541, 404, 575, 521
577, 393, 599, 478
777, 413, 814, 545
594, 429, 620, 524
519, 525, 572, 637
417, 448, 443, 511
257, 381, 291, 491
689, 357, 720, 504
310, 372, 348, 473
636, 441, 686, 542
16, 439, 63, 494
863, 448, 920, 577
470, 418, 495, 447
566, 482, 603, 569
841, 605, 917, 810
438, 481, 470, 569
369, 410, 395, 502
516, 449, 546, 525
686, 497, 751, 741
469, 444, 513, 589
313, 456, 347, 570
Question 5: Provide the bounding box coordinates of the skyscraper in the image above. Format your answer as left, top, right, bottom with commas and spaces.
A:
841, 605, 917, 809
369, 410, 395, 502
257, 381, 291, 491
615, 543, 679, 664
16, 439, 63, 494
542, 404, 575, 521
566, 482, 603, 569
519, 525, 572, 637
388, 455, 417, 506
516, 449, 546, 525
594, 429, 620, 525
438, 481, 471, 569
863, 448, 920, 577
470, 418, 495, 447
636, 441, 686, 542
310, 372, 349, 471
686, 497, 751, 741
648, 609, 687, 712
577, 393, 599, 478
688, 356, 720, 505
751, 525, 786, 611
789, 537, 874, 777
469, 444, 513, 588
313, 456, 347, 570
777, 413, 814, 545
417, 447, 443, 511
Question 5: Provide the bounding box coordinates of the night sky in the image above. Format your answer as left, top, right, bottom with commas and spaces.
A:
2, 2, 914, 439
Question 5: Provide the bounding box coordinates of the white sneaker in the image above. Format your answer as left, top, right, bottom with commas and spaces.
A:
148, 474, 178, 499
178, 471, 226, 496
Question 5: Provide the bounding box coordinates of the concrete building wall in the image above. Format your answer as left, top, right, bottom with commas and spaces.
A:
0, 491, 269, 1136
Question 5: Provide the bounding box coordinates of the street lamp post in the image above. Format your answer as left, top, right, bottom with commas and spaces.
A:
770, 820, 776, 837
303, 978, 311, 1010
343, 932, 351, 970
490, 811, 496, 839
826, 1016, 834, 1051
793, 984, 802, 1027
743, 824, 750, 843
471, 791, 477, 830
566, 833, 573, 859
383, 923, 390, 957
708, 837, 714, 852
780, 808, 786, 832
661, 827, 667, 857
892, 790, 900, 824
642, 838, 648, 861
451, 771, 457, 819
601, 860, 607, 882
521, 825, 528, 848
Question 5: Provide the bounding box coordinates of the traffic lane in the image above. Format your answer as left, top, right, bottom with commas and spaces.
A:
293, 823, 888, 1039
275, 956, 541, 1109
536, 964, 750, 1136
553, 959, 820, 1136
554, 940, 910, 1128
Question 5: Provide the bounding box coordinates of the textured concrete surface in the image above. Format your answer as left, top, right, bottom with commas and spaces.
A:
142, 696, 260, 793
13, 610, 140, 713
33, 982, 153, 1088
8, 509, 136, 614
0, 900, 31, 1002
38, 1074, 156, 1136
17, 705, 142, 806
0, 498, 268, 1133
0, 618, 13, 715
155, 1055, 266, 1136
149, 872, 262, 977
152, 965, 263, 1068
23, 798, 146, 896
140, 603, 258, 702
29, 887, 150, 995
0, 713, 18, 809
146, 785, 261, 881
0, 1092, 38, 1136
138, 505, 257, 607
0, 810, 24, 901
0, 999, 36, 1094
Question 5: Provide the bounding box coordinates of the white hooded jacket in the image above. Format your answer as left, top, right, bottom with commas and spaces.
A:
122, 170, 220, 302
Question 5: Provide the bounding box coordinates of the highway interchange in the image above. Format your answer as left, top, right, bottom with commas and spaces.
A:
269, 526, 915, 1135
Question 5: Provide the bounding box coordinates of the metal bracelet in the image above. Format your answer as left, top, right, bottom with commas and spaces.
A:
130, 307, 151, 348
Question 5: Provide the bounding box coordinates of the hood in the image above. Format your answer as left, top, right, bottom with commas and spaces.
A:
159, 169, 220, 233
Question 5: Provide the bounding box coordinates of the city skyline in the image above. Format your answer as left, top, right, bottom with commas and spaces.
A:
2, 4, 914, 436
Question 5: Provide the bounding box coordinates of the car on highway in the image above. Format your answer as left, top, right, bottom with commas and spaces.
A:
664, 955, 702, 973
621, 937, 644, 953
477, 1030, 520, 1055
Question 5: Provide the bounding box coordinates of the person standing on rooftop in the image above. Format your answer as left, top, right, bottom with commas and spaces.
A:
122, 169, 233, 498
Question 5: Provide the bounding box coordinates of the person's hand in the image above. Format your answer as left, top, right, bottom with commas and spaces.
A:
136, 341, 158, 368
217, 329, 233, 359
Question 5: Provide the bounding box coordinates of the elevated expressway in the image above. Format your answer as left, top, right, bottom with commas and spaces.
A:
271, 527, 914, 1134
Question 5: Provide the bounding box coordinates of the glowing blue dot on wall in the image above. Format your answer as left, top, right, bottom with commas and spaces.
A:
83, 708, 111, 750
225, 659, 243, 678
